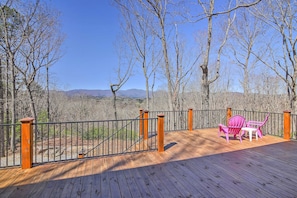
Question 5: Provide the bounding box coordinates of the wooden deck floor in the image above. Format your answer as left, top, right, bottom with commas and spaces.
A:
1, 128, 297, 198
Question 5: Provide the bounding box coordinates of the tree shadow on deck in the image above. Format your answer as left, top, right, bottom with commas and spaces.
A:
164, 142, 177, 151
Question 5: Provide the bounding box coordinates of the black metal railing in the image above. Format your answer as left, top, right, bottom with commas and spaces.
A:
0, 108, 293, 168
149, 110, 188, 132
289, 113, 297, 140
32, 118, 157, 164
233, 110, 284, 137
149, 109, 226, 131
193, 109, 226, 129
0, 123, 21, 168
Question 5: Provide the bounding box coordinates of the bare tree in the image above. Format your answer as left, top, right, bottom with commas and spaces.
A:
131, 0, 177, 111
251, 71, 285, 112
228, 8, 266, 110
194, 0, 262, 110
17, 2, 63, 123
110, 72, 132, 121
123, 0, 198, 112
196, 0, 233, 110
171, 23, 197, 112
0, 1, 29, 151
252, 0, 297, 112
114, 0, 159, 110
0, 0, 63, 150
0, 59, 3, 157
110, 43, 133, 120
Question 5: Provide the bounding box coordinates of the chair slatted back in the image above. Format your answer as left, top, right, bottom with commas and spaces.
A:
261, 113, 270, 127
227, 115, 246, 135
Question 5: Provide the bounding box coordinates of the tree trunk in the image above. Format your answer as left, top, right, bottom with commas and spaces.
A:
111, 86, 118, 121
27, 86, 37, 121
9, 56, 16, 152
46, 65, 50, 121
200, 0, 213, 111
160, 19, 174, 111
5, 58, 9, 155
201, 75, 210, 110
0, 59, 4, 157
143, 62, 150, 110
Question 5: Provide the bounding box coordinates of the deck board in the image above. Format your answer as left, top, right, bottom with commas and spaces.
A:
123, 168, 143, 198
1, 128, 297, 197
89, 174, 100, 197
26, 164, 61, 197
141, 164, 173, 197
202, 151, 284, 197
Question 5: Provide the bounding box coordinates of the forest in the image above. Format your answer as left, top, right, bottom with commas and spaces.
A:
0, 0, 295, 127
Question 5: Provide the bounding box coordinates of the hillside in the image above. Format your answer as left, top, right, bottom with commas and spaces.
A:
64, 89, 146, 98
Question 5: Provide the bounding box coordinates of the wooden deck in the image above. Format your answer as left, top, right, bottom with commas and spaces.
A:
1, 128, 297, 197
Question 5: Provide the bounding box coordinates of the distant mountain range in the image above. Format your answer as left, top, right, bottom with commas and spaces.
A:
64, 89, 147, 98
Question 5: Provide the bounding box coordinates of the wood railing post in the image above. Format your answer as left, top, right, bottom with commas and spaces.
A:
20, 117, 34, 169
139, 109, 144, 137
188, 108, 193, 131
227, 107, 232, 125
157, 114, 165, 152
284, 110, 291, 140
144, 110, 149, 140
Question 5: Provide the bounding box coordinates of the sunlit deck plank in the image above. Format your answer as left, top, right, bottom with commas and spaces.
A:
40, 164, 69, 198
0, 168, 22, 189
69, 159, 90, 197
1, 166, 41, 197
59, 161, 84, 197
25, 164, 62, 197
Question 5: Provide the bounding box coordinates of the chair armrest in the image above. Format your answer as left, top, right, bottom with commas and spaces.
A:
247, 121, 263, 127
219, 124, 226, 131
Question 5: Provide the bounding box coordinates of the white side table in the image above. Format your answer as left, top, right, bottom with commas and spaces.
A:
241, 127, 258, 142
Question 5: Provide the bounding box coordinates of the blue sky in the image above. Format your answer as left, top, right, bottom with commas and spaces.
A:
48, 0, 145, 90
46, 1, 242, 92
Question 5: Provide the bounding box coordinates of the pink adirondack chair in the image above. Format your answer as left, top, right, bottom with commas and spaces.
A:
246, 113, 270, 138
219, 115, 246, 143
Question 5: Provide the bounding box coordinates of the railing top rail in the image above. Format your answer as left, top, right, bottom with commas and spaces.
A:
150, 110, 188, 113
232, 109, 279, 114
0, 123, 21, 126
32, 118, 157, 125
